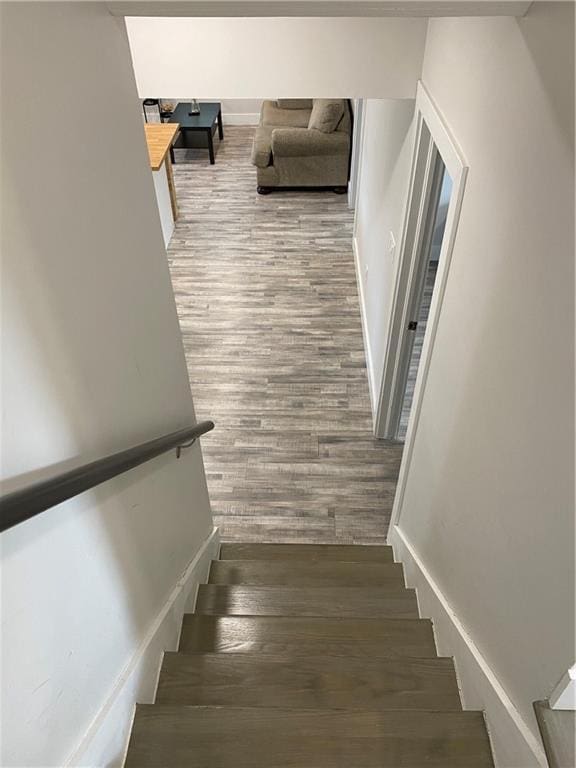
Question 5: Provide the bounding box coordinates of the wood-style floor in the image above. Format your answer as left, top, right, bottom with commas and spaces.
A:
168, 126, 403, 543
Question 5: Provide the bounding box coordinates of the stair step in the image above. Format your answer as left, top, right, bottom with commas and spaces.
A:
220, 543, 394, 563
196, 585, 419, 618
125, 706, 494, 767
209, 559, 405, 587
179, 615, 437, 657
156, 652, 461, 710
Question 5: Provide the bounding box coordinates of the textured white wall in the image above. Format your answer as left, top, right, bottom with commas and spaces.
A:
354, 99, 415, 405
394, 4, 574, 764
0, 4, 213, 766
125, 16, 427, 99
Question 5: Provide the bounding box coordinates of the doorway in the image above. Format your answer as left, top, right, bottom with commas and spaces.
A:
397, 160, 453, 440
375, 82, 467, 448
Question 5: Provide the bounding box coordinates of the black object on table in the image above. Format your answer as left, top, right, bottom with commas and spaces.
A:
169, 102, 224, 165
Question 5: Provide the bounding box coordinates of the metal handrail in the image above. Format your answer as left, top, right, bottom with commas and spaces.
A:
0, 420, 215, 534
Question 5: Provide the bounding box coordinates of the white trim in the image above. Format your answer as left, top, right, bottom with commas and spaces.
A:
550, 667, 576, 710
389, 524, 549, 768
65, 526, 220, 768
352, 97, 368, 243
417, 83, 466, 181
348, 98, 365, 210
373, 111, 423, 438
352, 235, 377, 417
351, 104, 376, 416
375, 117, 438, 438
384, 81, 468, 529
222, 112, 260, 126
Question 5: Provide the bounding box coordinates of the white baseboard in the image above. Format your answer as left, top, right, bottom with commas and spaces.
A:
222, 112, 260, 126
388, 524, 547, 768
65, 526, 221, 768
352, 236, 377, 423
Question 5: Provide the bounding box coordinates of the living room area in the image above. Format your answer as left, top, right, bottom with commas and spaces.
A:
142, 96, 354, 241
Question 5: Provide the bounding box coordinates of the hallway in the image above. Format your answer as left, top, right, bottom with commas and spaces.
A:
167, 126, 402, 543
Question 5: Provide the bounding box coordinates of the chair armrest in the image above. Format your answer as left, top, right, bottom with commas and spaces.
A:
271, 128, 349, 158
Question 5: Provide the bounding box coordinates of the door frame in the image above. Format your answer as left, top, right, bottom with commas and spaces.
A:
374, 81, 468, 527
380, 132, 447, 439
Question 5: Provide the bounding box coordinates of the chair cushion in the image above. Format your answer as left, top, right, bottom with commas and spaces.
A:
308, 99, 345, 133
251, 125, 273, 168
261, 100, 311, 128
276, 99, 313, 110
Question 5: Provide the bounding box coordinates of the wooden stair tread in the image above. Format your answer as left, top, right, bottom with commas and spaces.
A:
534, 700, 576, 768
123, 542, 495, 767
196, 584, 419, 618
209, 559, 405, 587
125, 706, 494, 767
220, 543, 394, 562
179, 615, 437, 657
156, 652, 461, 710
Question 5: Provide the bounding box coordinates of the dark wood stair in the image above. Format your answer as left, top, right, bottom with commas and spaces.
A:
196, 585, 420, 618
124, 542, 495, 767
208, 558, 406, 586
156, 652, 462, 709
178, 615, 438, 658
219, 542, 395, 562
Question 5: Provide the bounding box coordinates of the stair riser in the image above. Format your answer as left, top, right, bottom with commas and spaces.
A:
179, 616, 437, 657
209, 559, 406, 587
196, 586, 420, 619
156, 654, 461, 710
220, 543, 394, 563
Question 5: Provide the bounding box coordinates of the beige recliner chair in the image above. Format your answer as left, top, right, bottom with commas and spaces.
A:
251, 99, 352, 194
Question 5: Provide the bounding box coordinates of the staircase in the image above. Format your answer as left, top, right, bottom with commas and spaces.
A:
124, 543, 495, 766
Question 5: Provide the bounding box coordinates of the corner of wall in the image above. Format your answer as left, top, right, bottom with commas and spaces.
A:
352, 235, 377, 423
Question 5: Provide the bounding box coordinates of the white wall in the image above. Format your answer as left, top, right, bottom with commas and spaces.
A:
126, 17, 427, 99
390, 4, 574, 766
353, 99, 415, 409
152, 166, 175, 245
159, 98, 264, 124
216, 98, 263, 125
1, 4, 214, 766
347, 98, 363, 209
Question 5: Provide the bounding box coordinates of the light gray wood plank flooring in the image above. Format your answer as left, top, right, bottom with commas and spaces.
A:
168, 126, 403, 543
